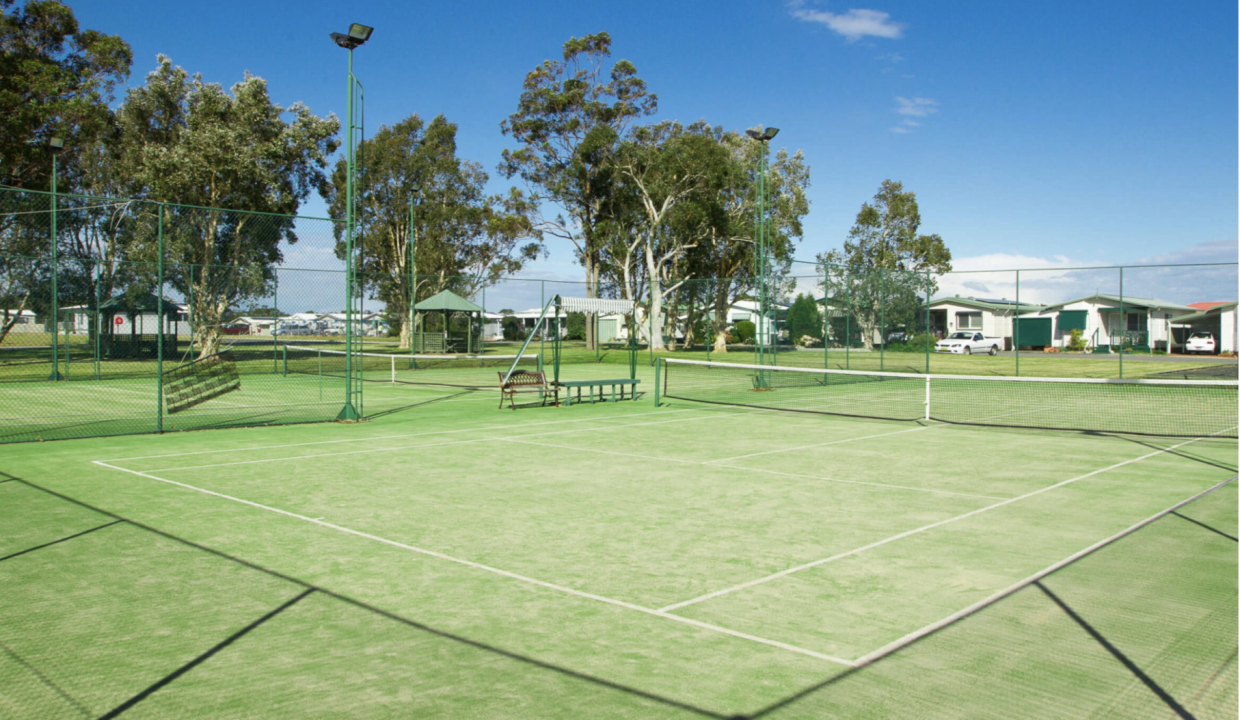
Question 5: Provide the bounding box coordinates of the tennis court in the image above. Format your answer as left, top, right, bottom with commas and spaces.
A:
1, 360, 1236, 718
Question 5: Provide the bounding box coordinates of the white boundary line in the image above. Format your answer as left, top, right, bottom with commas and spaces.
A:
100, 408, 709, 462
850, 474, 1239, 667
500, 437, 1007, 501
137, 411, 764, 473
89, 460, 853, 666
706, 423, 938, 463
657, 433, 1220, 612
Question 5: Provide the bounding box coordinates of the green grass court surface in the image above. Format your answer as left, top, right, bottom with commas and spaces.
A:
1, 366, 1237, 718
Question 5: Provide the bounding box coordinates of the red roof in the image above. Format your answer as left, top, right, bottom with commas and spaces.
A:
1187, 301, 1230, 310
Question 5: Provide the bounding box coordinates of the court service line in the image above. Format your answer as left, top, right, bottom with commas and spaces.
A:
848, 474, 1238, 668
657, 433, 1221, 613
101, 408, 708, 462
500, 438, 1007, 501
137, 411, 765, 473
706, 423, 941, 463
89, 460, 853, 666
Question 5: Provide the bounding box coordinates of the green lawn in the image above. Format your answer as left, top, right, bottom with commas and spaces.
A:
1, 387, 1235, 718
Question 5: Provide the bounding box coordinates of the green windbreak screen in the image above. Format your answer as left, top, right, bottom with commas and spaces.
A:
1058, 310, 1088, 331
1017, 317, 1052, 346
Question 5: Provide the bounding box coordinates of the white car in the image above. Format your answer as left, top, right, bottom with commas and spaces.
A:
1185, 332, 1216, 354
935, 331, 1002, 356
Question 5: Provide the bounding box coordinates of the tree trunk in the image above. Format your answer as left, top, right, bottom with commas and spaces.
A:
645, 243, 666, 351
400, 307, 413, 351
0, 292, 31, 346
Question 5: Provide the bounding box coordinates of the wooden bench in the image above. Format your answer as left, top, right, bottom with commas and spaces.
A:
498, 370, 558, 410
554, 378, 641, 406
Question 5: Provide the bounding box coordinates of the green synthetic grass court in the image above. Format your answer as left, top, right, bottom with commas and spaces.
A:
1, 375, 1236, 718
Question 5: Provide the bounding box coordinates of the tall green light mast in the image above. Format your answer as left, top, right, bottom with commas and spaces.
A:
746, 126, 779, 375
331, 23, 373, 421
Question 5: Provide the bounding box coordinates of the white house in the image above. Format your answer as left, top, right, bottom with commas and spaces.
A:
727, 299, 787, 344
925, 296, 1046, 350
1172, 302, 1237, 354
1017, 294, 1195, 351
1, 309, 41, 333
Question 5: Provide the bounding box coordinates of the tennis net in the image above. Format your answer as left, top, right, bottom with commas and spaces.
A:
660, 358, 1239, 438
282, 345, 539, 389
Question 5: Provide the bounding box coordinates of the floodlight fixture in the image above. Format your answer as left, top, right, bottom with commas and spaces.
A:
745, 129, 762, 141
48, 137, 65, 151
331, 23, 373, 49
762, 127, 780, 140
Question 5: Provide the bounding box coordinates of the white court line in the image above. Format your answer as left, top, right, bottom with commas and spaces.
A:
139, 411, 762, 473
657, 433, 1220, 613
101, 408, 709, 462
501, 438, 1007, 501
849, 474, 1239, 667
90, 460, 853, 666
707, 423, 939, 464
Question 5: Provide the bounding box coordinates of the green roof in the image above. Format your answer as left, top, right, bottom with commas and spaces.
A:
415, 290, 484, 313
98, 292, 178, 314
1036, 293, 1197, 314
924, 296, 1045, 313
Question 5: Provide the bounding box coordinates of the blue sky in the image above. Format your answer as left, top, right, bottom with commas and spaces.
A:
72, 0, 1237, 299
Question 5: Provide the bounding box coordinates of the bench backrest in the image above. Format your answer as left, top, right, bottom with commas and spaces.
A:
498, 370, 547, 387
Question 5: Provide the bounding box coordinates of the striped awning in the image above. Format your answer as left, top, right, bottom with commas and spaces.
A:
558, 297, 635, 314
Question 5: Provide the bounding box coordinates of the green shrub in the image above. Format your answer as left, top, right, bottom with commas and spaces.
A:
884, 334, 936, 352
565, 312, 586, 341
784, 294, 823, 344
502, 316, 525, 341
1067, 328, 1088, 352
733, 320, 756, 344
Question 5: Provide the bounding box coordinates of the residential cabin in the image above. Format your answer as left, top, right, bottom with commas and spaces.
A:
1017, 294, 1195, 352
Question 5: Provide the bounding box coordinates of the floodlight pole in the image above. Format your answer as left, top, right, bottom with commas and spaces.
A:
333, 26, 371, 421
747, 127, 778, 385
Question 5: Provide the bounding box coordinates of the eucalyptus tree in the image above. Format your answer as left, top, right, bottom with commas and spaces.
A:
0, 0, 131, 190
326, 114, 541, 349
500, 31, 656, 348
610, 121, 735, 350
818, 180, 951, 349
111, 56, 339, 356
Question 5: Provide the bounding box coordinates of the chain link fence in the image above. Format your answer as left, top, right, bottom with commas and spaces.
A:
3, 186, 1236, 442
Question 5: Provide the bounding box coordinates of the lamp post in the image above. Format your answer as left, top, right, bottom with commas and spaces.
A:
47, 136, 66, 380
331, 23, 373, 421
745, 126, 779, 374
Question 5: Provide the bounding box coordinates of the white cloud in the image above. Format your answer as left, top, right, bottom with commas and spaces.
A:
933, 245, 1237, 306
890, 126, 909, 134
895, 96, 937, 117
789, 5, 905, 41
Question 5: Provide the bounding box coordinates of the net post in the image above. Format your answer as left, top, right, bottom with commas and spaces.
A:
654, 356, 661, 407
924, 375, 931, 421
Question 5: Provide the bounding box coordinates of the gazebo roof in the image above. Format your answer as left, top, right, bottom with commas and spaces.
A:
416, 290, 484, 313
98, 292, 178, 314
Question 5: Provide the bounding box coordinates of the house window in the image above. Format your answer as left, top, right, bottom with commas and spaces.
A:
956, 312, 982, 329
1126, 313, 1147, 331
732, 312, 750, 322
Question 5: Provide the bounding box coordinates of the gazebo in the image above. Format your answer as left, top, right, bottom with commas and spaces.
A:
97, 292, 179, 359
414, 290, 485, 353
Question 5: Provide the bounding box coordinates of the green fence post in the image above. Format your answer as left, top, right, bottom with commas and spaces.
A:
1014, 270, 1020, 376
93, 261, 101, 380
845, 272, 851, 369
48, 157, 62, 380
654, 356, 661, 407
1118, 267, 1124, 379
879, 268, 885, 371
156, 203, 164, 433
925, 268, 931, 374
273, 269, 279, 373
